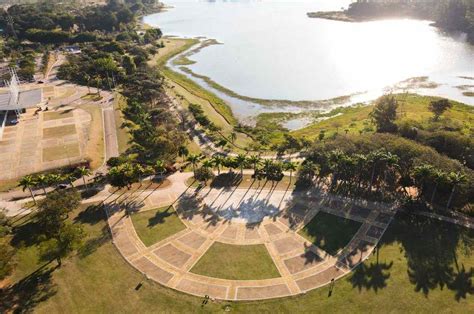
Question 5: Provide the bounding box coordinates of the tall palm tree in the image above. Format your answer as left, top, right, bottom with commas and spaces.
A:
446, 172, 466, 210
202, 159, 213, 170
84, 73, 91, 94
46, 173, 62, 189
18, 175, 37, 205
247, 155, 262, 176
430, 169, 446, 205
381, 151, 399, 193
235, 154, 247, 175
354, 154, 368, 191
76, 166, 91, 189
230, 132, 237, 144
186, 154, 201, 175
211, 155, 224, 174
178, 146, 189, 163
35, 174, 48, 194
413, 164, 433, 198
368, 150, 385, 193
262, 159, 273, 177
328, 150, 345, 191
154, 160, 166, 177
284, 161, 298, 181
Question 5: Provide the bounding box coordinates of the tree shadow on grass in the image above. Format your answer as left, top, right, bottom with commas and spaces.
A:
10, 219, 42, 248
147, 206, 173, 227
350, 261, 393, 293
372, 212, 474, 299
74, 204, 106, 226
0, 263, 57, 313
210, 172, 242, 190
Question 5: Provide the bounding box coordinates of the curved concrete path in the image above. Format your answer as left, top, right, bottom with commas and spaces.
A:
105, 172, 396, 301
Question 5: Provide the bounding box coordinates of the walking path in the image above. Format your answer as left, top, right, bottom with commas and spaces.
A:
104, 172, 396, 301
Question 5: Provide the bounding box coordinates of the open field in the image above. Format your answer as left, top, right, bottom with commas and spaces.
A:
2, 204, 472, 312
191, 242, 281, 280
43, 110, 74, 121
299, 212, 363, 255
130, 206, 186, 247
42, 143, 80, 162
42, 125, 76, 139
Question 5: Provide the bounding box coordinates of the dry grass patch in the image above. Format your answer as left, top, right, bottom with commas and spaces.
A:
43, 110, 74, 121
42, 124, 76, 139
42, 143, 80, 162
82, 104, 104, 170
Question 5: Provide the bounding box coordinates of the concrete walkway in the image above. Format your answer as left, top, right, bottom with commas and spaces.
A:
104, 172, 396, 301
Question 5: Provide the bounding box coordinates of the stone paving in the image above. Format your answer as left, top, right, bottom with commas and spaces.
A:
0, 106, 91, 180
106, 172, 396, 301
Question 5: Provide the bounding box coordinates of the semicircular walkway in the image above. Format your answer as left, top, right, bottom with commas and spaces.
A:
105, 172, 396, 301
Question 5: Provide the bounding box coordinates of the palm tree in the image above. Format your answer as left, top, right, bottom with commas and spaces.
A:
202, 159, 213, 170
381, 152, 399, 193
18, 175, 37, 205
230, 132, 237, 144
186, 154, 201, 175
35, 174, 48, 194
178, 146, 189, 163
430, 169, 446, 205
247, 155, 262, 176
84, 73, 91, 94
154, 160, 166, 177
413, 164, 433, 198
211, 155, 224, 174
284, 161, 298, 181
368, 150, 385, 193
446, 172, 466, 210
354, 154, 368, 191
76, 166, 91, 189
328, 150, 345, 191
94, 75, 102, 96
262, 159, 273, 176
47, 173, 62, 189
235, 154, 247, 175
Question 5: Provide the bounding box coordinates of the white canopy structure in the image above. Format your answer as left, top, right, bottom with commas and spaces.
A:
0, 69, 43, 112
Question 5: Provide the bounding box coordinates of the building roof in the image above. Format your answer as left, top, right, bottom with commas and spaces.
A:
0, 88, 43, 111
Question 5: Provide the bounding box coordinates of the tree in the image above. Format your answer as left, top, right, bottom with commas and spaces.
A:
154, 159, 166, 176
37, 190, 81, 238
368, 150, 386, 193
178, 145, 189, 162
107, 162, 140, 190
230, 132, 237, 144
284, 161, 298, 181
194, 166, 214, 185
370, 95, 398, 133
84, 73, 91, 94
430, 168, 447, 205
413, 164, 434, 199
18, 175, 37, 205
0, 239, 15, 280
122, 55, 136, 75
247, 155, 262, 176
211, 155, 225, 175
186, 154, 201, 175
76, 166, 91, 189
429, 99, 452, 121
39, 223, 85, 267
35, 174, 48, 194
296, 161, 316, 188
201, 159, 214, 171
446, 172, 466, 210
235, 154, 247, 175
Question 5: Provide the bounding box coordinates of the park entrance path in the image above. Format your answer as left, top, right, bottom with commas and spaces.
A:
105, 172, 396, 301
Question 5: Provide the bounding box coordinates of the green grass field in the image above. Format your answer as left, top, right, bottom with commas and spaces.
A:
130, 206, 186, 247
2, 204, 473, 312
191, 242, 281, 280
299, 212, 362, 255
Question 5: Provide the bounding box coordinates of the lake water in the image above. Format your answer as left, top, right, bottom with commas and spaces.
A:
144, 0, 474, 125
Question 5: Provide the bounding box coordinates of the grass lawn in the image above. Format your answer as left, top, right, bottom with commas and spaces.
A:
81, 104, 104, 170
299, 211, 362, 255
42, 143, 80, 162
130, 206, 186, 247
186, 173, 297, 191
293, 94, 474, 141
112, 94, 132, 154
42, 110, 74, 121
42, 124, 76, 139
191, 242, 280, 280
2, 204, 473, 312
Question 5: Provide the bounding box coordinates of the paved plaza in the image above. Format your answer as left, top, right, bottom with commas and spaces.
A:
106, 172, 396, 301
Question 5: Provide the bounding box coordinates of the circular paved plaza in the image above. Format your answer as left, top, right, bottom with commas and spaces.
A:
106, 172, 395, 301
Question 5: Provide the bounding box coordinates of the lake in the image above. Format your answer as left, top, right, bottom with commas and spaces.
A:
144, 0, 474, 125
